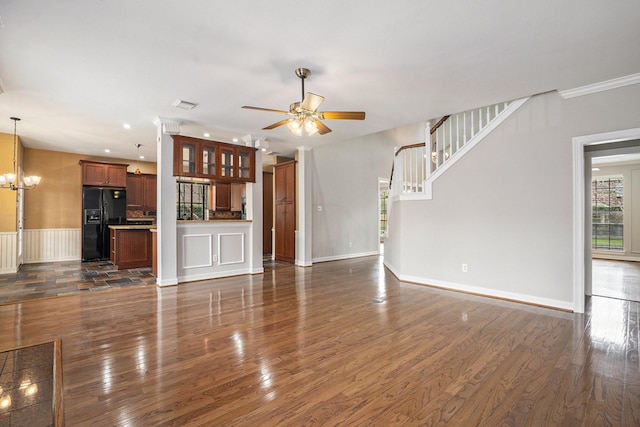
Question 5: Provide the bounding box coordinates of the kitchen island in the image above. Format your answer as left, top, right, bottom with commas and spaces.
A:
109, 225, 156, 270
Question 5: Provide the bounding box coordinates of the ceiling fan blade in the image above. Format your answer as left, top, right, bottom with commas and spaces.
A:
242, 106, 290, 115
263, 118, 293, 130
315, 120, 332, 135
320, 111, 366, 120
301, 92, 324, 112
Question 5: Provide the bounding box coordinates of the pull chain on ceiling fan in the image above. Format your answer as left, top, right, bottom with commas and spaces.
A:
242, 68, 365, 136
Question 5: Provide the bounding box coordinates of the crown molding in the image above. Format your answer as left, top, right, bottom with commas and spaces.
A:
559, 73, 640, 99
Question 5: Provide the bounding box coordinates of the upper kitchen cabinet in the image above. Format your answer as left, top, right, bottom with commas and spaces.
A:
173, 135, 256, 182
218, 145, 255, 182
127, 173, 157, 211
80, 160, 127, 187
173, 136, 199, 178
143, 174, 157, 211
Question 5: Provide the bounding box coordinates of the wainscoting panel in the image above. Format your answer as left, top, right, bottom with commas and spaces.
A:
182, 234, 213, 269
218, 233, 245, 265
23, 228, 81, 263
0, 232, 17, 273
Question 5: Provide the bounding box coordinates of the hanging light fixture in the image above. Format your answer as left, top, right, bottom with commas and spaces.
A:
0, 117, 41, 190
134, 143, 142, 174
286, 113, 319, 137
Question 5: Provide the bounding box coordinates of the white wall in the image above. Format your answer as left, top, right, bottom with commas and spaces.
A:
311, 123, 423, 262
384, 84, 640, 310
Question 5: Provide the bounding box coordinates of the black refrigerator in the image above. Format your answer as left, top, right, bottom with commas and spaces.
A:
82, 187, 127, 261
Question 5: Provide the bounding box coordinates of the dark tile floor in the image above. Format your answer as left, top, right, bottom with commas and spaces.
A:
0, 261, 155, 305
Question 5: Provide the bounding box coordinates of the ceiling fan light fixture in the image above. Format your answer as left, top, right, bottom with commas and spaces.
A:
287, 118, 303, 136
304, 118, 318, 136
243, 67, 364, 137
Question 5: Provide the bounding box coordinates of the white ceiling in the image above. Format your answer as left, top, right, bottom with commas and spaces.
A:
0, 1, 639, 162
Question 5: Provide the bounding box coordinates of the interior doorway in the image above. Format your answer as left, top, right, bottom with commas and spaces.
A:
573, 128, 640, 312
575, 131, 640, 310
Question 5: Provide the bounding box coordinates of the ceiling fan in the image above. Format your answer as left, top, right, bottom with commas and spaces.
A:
242, 68, 365, 136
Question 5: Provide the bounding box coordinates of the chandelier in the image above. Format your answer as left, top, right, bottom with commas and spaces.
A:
0, 117, 41, 190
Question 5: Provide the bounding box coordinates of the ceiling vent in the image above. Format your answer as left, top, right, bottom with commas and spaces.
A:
172, 99, 198, 110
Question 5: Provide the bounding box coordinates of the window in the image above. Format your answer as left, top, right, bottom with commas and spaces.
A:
380, 190, 389, 237
592, 176, 623, 250
177, 182, 208, 220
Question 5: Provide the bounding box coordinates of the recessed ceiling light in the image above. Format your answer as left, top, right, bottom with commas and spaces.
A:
123, 123, 131, 129
232, 138, 238, 143
592, 168, 600, 171
104, 149, 111, 153
172, 99, 198, 110
204, 133, 210, 138
139, 155, 145, 159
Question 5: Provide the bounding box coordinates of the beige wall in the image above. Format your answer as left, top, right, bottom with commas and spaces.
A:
0, 133, 17, 232
23, 148, 156, 229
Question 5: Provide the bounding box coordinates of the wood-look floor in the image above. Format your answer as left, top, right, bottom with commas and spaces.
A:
593, 259, 640, 302
0, 256, 638, 426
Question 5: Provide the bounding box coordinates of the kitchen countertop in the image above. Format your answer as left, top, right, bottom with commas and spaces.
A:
109, 225, 157, 230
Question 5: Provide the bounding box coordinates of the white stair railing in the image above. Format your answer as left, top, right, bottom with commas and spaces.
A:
390, 97, 529, 200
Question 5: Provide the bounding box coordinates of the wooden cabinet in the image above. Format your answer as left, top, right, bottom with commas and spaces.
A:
126, 174, 144, 208
173, 137, 199, 178
110, 227, 153, 270
126, 173, 157, 211
80, 160, 127, 187
274, 160, 295, 263
173, 135, 256, 182
143, 174, 157, 211
215, 182, 231, 211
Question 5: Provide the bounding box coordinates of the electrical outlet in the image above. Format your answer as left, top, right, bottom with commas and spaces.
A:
317, 205, 323, 212
349, 242, 353, 248
462, 264, 468, 273
213, 254, 218, 262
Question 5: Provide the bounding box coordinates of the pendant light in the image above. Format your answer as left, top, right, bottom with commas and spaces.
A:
134, 144, 142, 174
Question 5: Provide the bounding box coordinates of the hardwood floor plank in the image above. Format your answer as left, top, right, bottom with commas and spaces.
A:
1, 257, 639, 425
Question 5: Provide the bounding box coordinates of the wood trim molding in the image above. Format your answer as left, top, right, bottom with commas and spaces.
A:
559, 73, 640, 99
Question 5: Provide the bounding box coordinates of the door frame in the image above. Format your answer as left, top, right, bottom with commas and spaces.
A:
572, 127, 640, 313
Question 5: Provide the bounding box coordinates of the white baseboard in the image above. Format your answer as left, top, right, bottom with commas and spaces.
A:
313, 251, 379, 264
384, 261, 573, 311
178, 268, 251, 284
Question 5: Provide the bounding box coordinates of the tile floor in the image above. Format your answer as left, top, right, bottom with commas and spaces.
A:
0, 261, 155, 305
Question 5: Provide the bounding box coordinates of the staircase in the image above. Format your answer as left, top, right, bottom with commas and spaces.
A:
390, 97, 529, 200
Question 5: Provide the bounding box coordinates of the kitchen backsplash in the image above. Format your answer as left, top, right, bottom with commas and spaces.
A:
209, 210, 242, 219
127, 209, 155, 219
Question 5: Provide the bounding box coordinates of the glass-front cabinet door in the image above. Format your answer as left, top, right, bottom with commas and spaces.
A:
173, 135, 256, 182
202, 144, 217, 178
173, 137, 199, 177
220, 147, 234, 179
237, 147, 255, 182
182, 143, 196, 175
